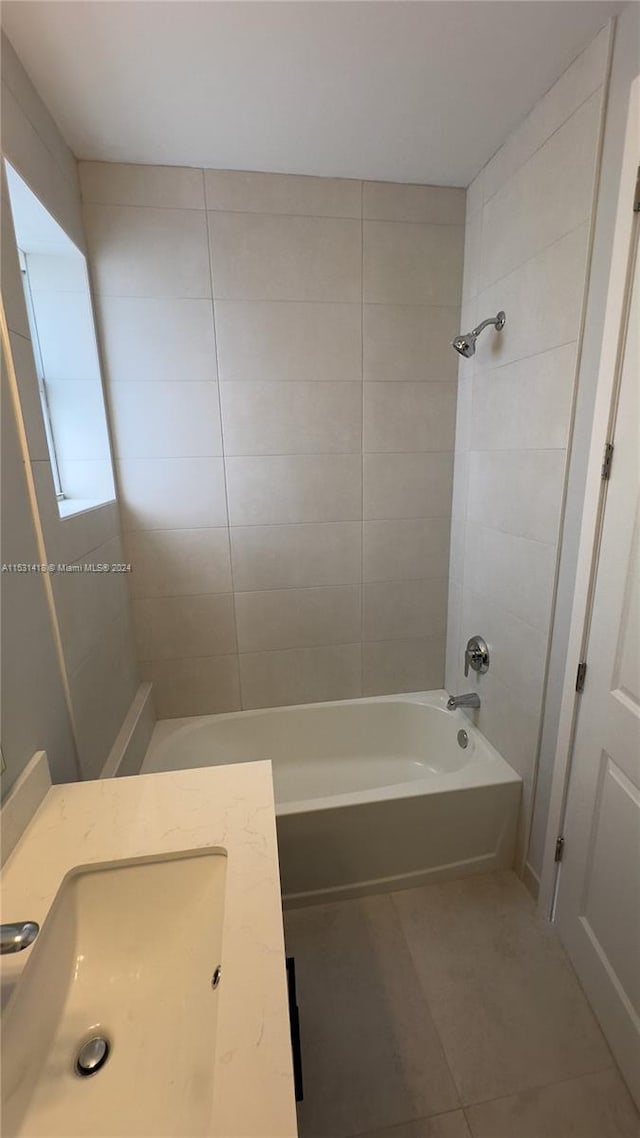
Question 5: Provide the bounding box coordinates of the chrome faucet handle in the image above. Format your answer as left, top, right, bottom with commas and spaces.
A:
0, 922, 39, 955
464, 635, 490, 678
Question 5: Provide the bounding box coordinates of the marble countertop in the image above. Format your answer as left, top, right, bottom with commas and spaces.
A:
1, 758, 298, 1138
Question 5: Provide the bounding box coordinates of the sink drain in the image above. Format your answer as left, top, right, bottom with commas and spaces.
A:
75, 1035, 110, 1077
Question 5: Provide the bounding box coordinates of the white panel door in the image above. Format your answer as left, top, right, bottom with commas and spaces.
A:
555, 189, 639, 1103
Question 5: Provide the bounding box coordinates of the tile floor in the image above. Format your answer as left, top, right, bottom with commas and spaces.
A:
284, 872, 640, 1138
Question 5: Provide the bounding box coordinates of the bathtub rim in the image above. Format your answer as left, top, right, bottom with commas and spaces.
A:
143, 689, 522, 817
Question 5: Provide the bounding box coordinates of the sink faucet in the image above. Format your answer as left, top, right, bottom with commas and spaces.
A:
447, 693, 481, 711
0, 922, 39, 955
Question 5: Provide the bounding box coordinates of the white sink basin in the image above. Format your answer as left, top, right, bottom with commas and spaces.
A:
2, 849, 227, 1137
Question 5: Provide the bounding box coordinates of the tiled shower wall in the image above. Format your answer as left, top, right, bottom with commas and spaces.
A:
445, 25, 611, 866
1, 34, 138, 787
81, 166, 464, 715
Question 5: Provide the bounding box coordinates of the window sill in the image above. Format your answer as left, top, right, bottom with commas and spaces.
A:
57, 497, 115, 520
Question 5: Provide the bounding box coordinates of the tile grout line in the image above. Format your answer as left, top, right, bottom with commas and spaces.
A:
386, 888, 465, 1117
460, 1059, 618, 1118
82, 197, 465, 227
135, 631, 448, 665
202, 169, 243, 708
480, 78, 606, 213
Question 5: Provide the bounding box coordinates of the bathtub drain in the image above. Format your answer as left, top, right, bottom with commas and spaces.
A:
75, 1036, 110, 1077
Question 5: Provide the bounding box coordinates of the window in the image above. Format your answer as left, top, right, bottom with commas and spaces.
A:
5, 161, 115, 518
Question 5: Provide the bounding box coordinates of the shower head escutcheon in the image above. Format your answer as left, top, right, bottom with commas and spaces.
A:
451, 311, 506, 358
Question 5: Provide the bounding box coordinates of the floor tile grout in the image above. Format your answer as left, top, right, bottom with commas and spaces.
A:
386, 888, 464, 1111
461, 1059, 617, 1112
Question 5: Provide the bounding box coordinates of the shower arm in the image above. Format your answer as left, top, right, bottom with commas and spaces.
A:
472, 312, 505, 337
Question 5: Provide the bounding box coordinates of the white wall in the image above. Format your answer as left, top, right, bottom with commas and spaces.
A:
445, 24, 612, 863
1, 33, 139, 782
81, 165, 464, 715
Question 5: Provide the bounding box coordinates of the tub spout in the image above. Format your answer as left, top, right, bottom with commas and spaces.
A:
447, 693, 481, 711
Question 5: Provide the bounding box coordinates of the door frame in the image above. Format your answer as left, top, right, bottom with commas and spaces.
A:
539, 63, 640, 917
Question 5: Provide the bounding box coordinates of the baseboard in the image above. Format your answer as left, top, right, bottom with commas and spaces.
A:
522, 860, 541, 901
100, 683, 155, 779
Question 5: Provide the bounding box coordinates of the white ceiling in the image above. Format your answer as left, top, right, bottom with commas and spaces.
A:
2, 1, 623, 186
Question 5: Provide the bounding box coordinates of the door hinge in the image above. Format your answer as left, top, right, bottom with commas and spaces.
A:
555, 836, 565, 863
576, 660, 587, 693
601, 442, 614, 480
634, 165, 640, 212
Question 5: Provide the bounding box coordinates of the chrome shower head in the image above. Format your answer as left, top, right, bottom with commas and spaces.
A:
451, 311, 506, 357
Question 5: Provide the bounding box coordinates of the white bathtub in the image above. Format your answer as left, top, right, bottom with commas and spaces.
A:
141, 690, 521, 904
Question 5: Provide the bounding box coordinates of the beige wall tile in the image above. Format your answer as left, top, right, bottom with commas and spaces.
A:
235, 584, 361, 652
108, 381, 222, 458
471, 343, 576, 451
1, 82, 86, 252
141, 654, 241, 717
84, 203, 211, 297
445, 579, 463, 694
364, 182, 465, 225
96, 296, 217, 383
364, 518, 450, 582
465, 175, 484, 219
364, 304, 459, 383
52, 534, 131, 676
461, 207, 483, 302
133, 594, 237, 660
2, 46, 139, 792
364, 578, 448, 641
70, 614, 138, 780
2, 35, 78, 188
472, 676, 541, 789
209, 211, 361, 301
30, 459, 120, 565
445, 37, 607, 800
473, 223, 589, 373
465, 521, 556, 632
363, 637, 446, 696
226, 453, 361, 525
461, 588, 547, 708
364, 382, 456, 453
1, 186, 31, 337
220, 381, 361, 455
125, 528, 232, 598
117, 456, 228, 530
364, 220, 464, 305
363, 452, 454, 519
205, 169, 361, 217
79, 161, 205, 209
1, 370, 78, 790
230, 522, 360, 591
465, 1068, 639, 1138
481, 26, 609, 204
480, 91, 602, 290
448, 515, 466, 584
467, 449, 566, 545
80, 165, 468, 712
239, 644, 361, 709
215, 299, 361, 382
